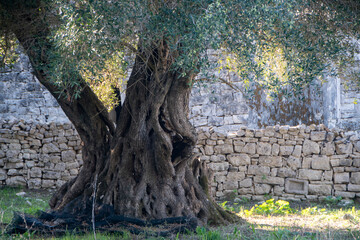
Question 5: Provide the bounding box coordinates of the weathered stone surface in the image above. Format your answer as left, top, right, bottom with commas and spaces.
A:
303, 139, 320, 156
43, 171, 61, 179
286, 156, 301, 170
334, 173, 350, 183
336, 143, 353, 154
308, 184, 332, 195
241, 143, 256, 154
227, 154, 250, 166
259, 156, 282, 167
257, 142, 272, 155
214, 144, 233, 154
272, 143, 280, 156
321, 142, 335, 155
0, 169, 7, 181
254, 176, 284, 185
42, 143, 60, 154
335, 191, 355, 198
348, 184, 360, 192
61, 150, 76, 162
30, 167, 42, 178
240, 178, 252, 188
311, 155, 330, 170
208, 162, 229, 171
292, 145, 302, 157
6, 176, 26, 186
354, 141, 360, 152
350, 172, 360, 184
285, 178, 308, 194
227, 172, 245, 182
247, 165, 270, 175
27, 178, 41, 189
298, 169, 322, 180
255, 184, 271, 195
277, 168, 296, 178
280, 146, 294, 156
310, 131, 326, 141
42, 179, 55, 188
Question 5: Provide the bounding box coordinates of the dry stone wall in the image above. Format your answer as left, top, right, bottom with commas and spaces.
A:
0, 120, 82, 189
194, 124, 360, 201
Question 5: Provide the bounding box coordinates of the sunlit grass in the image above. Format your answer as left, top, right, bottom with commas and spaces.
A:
1, 188, 360, 239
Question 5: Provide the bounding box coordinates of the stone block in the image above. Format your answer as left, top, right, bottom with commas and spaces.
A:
311, 155, 330, 170
274, 186, 285, 195
336, 143, 353, 154
257, 142, 271, 155
285, 178, 308, 195
324, 171, 333, 181
204, 145, 214, 155
4, 162, 24, 169
277, 168, 296, 178
334, 172, 350, 183
272, 144, 280, 156
354, 141, 360, 152
227, 172, 245, 182
350, 172, 360, 184
227, 154, 250, 166
223, 180, 238, 190
6, 176, 26, 186
298, 169, 322, 180
286, 156, 301, 170
43, 171, 61, 179
240, 178, 252, 188
0, 169, 6, 181
334, 184, 346, 191
27, 179, 42, 189
321, 142, 335, 155
214, 144, 233, 154
339, 159, 352, 166
303, 139, 320, 156
280, 146, 294, 156
335, 191, 355, 198
238, 187, 254, 195
30, 167, 42, 178
310, 131, 326, 141
42, 143, 60, 154
259, 156, 282, 167
208, 162, 229, 171
292, 145, 302, 157
247, 165, 270, 175
308, 184, 332, 195
254, 184, 271, 195
348, 184, 360, 192
254, 176, 284, 185
42, 180, 55, 188
61, 150, 76, 162
241, 143, 256, 154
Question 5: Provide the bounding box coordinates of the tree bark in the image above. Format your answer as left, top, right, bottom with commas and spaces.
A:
2, 1, 237, 226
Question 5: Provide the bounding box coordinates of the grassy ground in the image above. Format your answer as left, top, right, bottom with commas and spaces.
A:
0, 187, 359, 239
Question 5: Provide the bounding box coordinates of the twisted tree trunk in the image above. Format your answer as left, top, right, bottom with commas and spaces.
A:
2, 0, 237, 228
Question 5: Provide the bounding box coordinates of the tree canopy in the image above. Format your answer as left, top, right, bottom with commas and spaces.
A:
1, 0, 359, 102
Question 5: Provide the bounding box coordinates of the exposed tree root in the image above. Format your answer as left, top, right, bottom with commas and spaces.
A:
6, 204, 198, 237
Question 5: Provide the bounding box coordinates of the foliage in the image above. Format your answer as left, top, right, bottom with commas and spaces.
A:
1, 0, 359, 105
300, 206, 326, 215
244, 199, 295, 216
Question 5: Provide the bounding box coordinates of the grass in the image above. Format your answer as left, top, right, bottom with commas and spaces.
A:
0, 186, 359, 239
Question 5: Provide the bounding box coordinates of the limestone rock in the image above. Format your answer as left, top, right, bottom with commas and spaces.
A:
255, 184, 271, 195
311, 155, 330, 170
227, 154, 250, 166
280, 146, 294, 156
286, 156, 301, 170
247, 165, 270, 175
350, 172, 360, 184
298, 169, 322, 180
257, 142, 272, 155
61, 150, 76, 162
336, 143, 353, 154
42, 143, 60, 154
303, 140, 320, 156
334, 172, 350, 183
308, 184, 332, 195
310, 131, 326, 141
6, 176, 26, 186
259, 156, 282, 167
240, 178, 252, 188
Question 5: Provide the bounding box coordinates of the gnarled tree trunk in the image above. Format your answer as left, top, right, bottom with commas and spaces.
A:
2, 1, 237, 228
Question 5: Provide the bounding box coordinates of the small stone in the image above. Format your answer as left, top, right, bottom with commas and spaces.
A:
334, 172, 350, 184
303, 140, 320, 156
